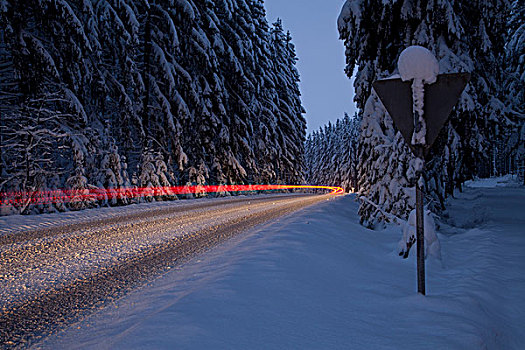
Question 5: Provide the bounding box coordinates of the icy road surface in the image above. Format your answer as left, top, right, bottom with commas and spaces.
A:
0, 193, 331, 347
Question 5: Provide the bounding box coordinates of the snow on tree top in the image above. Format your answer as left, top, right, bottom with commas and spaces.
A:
398, 46, 439, 84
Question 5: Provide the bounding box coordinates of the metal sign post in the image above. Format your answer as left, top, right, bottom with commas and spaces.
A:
415, 145, 425, 294
373, 71, 470, 295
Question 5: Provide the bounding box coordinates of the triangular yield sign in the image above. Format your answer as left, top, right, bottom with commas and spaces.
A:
372, 77, 414, 152
424, 73, 471, 148
372, 73, 470, 156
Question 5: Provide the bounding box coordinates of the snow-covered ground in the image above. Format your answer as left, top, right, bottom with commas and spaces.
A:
41, 177, 525, 349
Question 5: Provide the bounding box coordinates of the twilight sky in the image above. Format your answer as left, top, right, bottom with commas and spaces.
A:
264, 0, 357, 133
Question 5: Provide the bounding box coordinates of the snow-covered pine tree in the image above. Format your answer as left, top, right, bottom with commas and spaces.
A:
507, 1, 524, 115
0, 97, 71, 214
140, 1, 188, 175
137, 146, 160, 201
90, 0, 144, 163
505, 0, 525, 182
66, 137, 97, 211
338, 0, 512, 227
175, 0, 226, 186
212, 0, 258, 185
249, 0, 281, 184
96, 141, 131, 206
0, 0, 98, 213
269, 20, 306, 184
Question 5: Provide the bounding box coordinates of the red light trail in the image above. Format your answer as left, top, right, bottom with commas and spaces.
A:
0, 184, 344, 206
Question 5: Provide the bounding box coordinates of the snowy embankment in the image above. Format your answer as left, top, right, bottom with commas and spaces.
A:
42, 177, 525, 349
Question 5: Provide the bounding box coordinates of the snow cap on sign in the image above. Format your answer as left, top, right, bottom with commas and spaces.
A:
398, 46, 439, 84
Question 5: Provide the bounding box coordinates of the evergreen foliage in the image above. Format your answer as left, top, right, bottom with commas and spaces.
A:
0, 0, 306, 214
304, 113, 359, 193
505, 0, 525, 183
327, 0, 514, 227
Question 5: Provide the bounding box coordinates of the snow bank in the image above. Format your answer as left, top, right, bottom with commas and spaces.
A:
398, 45, 439, 84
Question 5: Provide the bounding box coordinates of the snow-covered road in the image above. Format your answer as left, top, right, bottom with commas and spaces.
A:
0, 193, 331, 347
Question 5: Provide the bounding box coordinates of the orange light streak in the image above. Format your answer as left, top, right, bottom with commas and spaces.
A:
0, 184, 344, 206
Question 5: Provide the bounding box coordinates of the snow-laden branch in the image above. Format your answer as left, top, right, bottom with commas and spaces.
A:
358, 195, 406, 226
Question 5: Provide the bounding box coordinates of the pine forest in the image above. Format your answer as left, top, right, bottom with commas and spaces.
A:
0, 0, 306, 214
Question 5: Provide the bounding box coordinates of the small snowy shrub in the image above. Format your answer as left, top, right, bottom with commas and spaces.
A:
398, 209, 441, 260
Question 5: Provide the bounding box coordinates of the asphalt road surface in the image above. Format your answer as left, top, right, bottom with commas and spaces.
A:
0, 193, 330, 348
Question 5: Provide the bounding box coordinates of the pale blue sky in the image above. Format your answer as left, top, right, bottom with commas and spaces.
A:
264, 0, 357, 133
